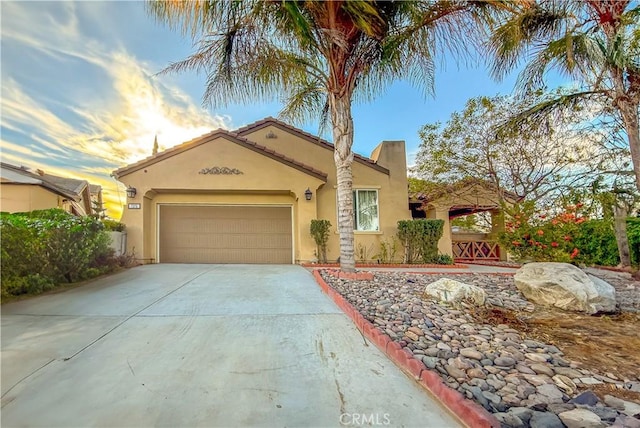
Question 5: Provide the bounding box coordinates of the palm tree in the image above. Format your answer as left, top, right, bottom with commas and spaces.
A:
147, 0, 512, 272
489, 0, 640, 190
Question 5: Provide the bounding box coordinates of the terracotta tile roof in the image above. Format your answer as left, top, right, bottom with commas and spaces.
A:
113, 129, 328, 181
235, 117, 390, 175
410, 178, 522, 204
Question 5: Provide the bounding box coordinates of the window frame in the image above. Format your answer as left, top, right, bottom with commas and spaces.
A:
353, 188, 380, 232
334, 187, 382, 234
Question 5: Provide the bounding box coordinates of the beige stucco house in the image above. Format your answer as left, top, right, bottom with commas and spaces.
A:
112, 118, 411, 264
0, 162, 101, 216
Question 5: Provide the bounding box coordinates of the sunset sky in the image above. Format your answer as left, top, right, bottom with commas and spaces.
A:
2, 1, 540, 219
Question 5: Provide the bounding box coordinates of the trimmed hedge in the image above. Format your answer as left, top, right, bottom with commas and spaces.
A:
397, 219, 447, 264
1, 209, 125, 298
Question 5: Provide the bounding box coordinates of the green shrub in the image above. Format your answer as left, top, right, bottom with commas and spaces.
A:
0, 220, 45, 280
44, 218, 111, 283
375, 238, 399, 263
356, 242, 374, 263
627, 218, 640, 266
397, 219, 445, 264
498, 202, 638, 267
310, 219, 332, 263
101, 219, 126, 232
436, 254, 454, 265
572, 219, 619, 266
1, 210, 122, 298
2, 274, 56, 297
498, 202, 585, 263
19, 208, 74, 221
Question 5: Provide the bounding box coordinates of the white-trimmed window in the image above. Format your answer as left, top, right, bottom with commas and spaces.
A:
353, 189, 379, 231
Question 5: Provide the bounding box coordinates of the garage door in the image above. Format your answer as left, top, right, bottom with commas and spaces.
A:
159, 205, 292, 264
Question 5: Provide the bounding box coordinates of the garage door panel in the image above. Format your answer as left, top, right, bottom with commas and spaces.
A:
159, 205, 292, 264
161, 248, 292, 264
164, 233, 291, 249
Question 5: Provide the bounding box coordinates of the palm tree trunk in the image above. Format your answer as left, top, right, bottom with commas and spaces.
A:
618, 99, 640, 192
613, 201, 631, 268
330, 92, 356, 272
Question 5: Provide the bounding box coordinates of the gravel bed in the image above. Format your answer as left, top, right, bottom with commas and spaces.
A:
321, 271, 640, 428
585, 268, 640, 313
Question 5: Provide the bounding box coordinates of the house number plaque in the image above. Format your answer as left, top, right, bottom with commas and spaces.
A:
128, 203, 141, 209
199, 167, 243, 175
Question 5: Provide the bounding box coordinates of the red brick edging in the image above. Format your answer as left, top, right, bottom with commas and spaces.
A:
302, 263, 469, 269
323, 269, 375, 281
312, 270, 500, 428
590, 265, 634, 273
458, 261, 522, 269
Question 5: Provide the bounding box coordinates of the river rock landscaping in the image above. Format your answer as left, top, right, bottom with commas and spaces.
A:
319, 269, 640, 428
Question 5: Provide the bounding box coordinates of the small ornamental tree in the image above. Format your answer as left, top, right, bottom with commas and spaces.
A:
310, 220, 331, 263
498, 202, 588, 263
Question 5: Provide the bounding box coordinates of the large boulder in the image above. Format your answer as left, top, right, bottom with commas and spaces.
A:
424, 278, 486, 305
514, 263, 616, 314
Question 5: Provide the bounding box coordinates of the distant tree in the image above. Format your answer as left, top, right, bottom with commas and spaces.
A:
152, 135, 159, 156
413, 93, 596, 206
91, 199, 107, 220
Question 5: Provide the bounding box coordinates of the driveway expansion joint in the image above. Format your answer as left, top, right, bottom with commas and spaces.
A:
61, 267, 218, 362
1, 358, 56, 400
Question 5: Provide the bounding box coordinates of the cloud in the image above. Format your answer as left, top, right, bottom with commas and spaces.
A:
0, 1, 232, 218
0, 140, 50, 160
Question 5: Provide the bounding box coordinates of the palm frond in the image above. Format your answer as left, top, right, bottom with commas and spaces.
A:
147, 0, 252, 39
489, 1, 569, 81
497, 89, 609, 135
278, 80, 326, 125
516, 31, 604, 93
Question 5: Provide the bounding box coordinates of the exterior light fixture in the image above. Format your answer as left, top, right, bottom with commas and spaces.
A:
126, 186, 137, 199
304, 188, 313, 201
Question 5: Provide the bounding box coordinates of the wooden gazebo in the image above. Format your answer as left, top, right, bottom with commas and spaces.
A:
410, 179, 520, 261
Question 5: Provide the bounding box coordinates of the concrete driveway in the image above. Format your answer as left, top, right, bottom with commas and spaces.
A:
1, 265, 460, 427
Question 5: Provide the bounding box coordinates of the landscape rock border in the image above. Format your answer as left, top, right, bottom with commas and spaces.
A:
312, 270, 501, 428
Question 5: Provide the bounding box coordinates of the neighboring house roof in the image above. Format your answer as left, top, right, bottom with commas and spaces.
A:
89, 184, 102, 195
235, 117, 389, 175
113, 129, 329, 181
0, 163, 79, 201
39, 173, 88, 196
0, 163, 100, 216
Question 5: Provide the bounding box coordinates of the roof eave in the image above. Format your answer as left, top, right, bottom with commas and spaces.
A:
235, 118, 390, 175
113, 130, 328, 182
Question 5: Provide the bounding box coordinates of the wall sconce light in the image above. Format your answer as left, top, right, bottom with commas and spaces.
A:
304, 188, 313, 201
126, 186, 137, 199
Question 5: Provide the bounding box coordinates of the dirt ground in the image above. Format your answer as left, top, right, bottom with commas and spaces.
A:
472, 304, 640, 402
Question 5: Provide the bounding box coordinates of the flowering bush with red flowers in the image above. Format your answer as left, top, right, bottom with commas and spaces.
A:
498, 202, 587, 263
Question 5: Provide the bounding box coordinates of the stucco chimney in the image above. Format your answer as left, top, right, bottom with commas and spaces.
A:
370, 140, 411, 219
370, 140, 407, 178
36, 169, 45, 176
